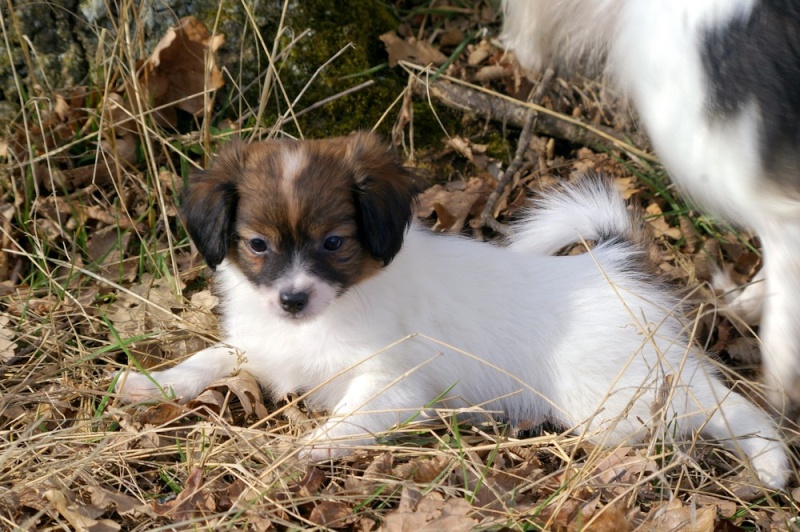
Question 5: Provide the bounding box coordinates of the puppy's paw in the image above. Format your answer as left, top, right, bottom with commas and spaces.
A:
298, 444, 353, 463
710, 265, 764, 325
115, 370, 175, 403
750, 442, 790, 490
298, 422, 376, 462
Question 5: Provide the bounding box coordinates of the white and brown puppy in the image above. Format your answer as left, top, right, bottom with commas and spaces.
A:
116, 133, 788, 488
501, 0, 800, 406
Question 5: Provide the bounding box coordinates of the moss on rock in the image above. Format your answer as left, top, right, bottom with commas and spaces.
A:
2, 0, 426, 141
0, 1, 87, 102
261, 0, 402, 137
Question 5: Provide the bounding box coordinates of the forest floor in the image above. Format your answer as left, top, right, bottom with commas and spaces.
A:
0, 1, 797, 530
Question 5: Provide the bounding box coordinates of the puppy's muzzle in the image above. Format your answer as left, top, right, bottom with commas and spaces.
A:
280, 290, 309, 315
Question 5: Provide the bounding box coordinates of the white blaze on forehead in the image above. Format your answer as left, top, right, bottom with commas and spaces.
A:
280, 145, 308, 224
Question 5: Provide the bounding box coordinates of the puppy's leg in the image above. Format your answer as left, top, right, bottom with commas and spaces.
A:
565, 367, 788, 488
115, 344, 242, 403
711, 267, 765, 326
302, 373, 432, 461
686, 377, 788, 489
757, 221, 800, 405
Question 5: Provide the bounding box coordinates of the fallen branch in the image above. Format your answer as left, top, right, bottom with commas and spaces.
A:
405, 63, 655, 163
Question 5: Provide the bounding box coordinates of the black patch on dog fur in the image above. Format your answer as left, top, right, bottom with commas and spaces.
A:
702, 0, 800, 186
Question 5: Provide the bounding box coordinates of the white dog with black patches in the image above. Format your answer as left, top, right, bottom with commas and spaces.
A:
501, 0, 800, 406
116, 133, 788, 488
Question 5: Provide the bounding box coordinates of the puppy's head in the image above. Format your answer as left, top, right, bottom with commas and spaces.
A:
182, 132, 418, 320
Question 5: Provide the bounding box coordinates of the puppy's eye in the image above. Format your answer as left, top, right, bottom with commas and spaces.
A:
323, 236, 343, 251
248, 238, 269, 254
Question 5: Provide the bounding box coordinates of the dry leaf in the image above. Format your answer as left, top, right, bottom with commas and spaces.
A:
139, 17, 225, 127
106, 274, 192, 368
23, 488, 122, 532
438, 28, 464, 47
470, 460, 543, 510
358, 452, 394, 481
584, 503, 634, 532
207, 371, 270, 419
679, 216, 699, 252
85, 226, 132, 277
240, 466, 325, 508
467, 39, 493, 66
725, 336, 761, 365
380, 31, 447, 68
88, 485, 152, 518
416, 178, 490, 232
0, 316, 17, 363
646, 203, 682, 240
590, 446, 656, 487
693, 494, 737, 519
392, 454, 451, 483
137, 402, 187, 425
380, 488, 477, 531
190, 289, 219, 311
648, 498, 716, 532
474, 64, 508, 82
157, 169, 181, 195
181, 290, 220, 336
572, 147, 599, 176
152, 467, 215, 521
106, 273, 184, 340
189, 388, 226, 414
445, 137, 489, 167
292, 467, 326, 499
613, 176, 641, 200
309, 500, 355, 528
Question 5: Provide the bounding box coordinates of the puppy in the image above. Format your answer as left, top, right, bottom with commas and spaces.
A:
500, 0, 800, 407
116, 133, 788, 488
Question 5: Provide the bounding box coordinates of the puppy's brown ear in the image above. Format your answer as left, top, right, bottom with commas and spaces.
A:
349, 132, 419, 266
181, 141, 243, 269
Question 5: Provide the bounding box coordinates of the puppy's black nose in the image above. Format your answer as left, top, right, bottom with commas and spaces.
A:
280, 291, 309, 314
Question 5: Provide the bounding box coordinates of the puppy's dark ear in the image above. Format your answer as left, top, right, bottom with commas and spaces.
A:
181, 141, 244, 269
349, 132, 419, 266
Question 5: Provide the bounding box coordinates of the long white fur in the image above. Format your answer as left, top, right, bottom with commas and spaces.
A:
117, 179, 787, 488
501, 0, 800, 406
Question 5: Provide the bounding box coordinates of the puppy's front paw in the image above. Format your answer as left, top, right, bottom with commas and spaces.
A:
710, 265, 763, 325
115, 370, 175, 403
298, 420, 378, 461
298, 444, 353, 463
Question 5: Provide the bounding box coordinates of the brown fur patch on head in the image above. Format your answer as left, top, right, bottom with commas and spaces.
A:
183, 131, 418, 293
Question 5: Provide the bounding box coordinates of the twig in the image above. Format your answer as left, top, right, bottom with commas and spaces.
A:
480, 112, 535, 234
292, 80, 375, 119
479, 69, 554, 233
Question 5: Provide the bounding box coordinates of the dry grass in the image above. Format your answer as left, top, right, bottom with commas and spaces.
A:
0, 1, 798, 530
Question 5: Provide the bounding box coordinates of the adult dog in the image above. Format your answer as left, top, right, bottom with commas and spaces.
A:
501, 0, 800, 406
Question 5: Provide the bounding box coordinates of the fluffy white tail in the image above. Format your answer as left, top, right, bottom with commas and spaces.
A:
508, 178, 637, 255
